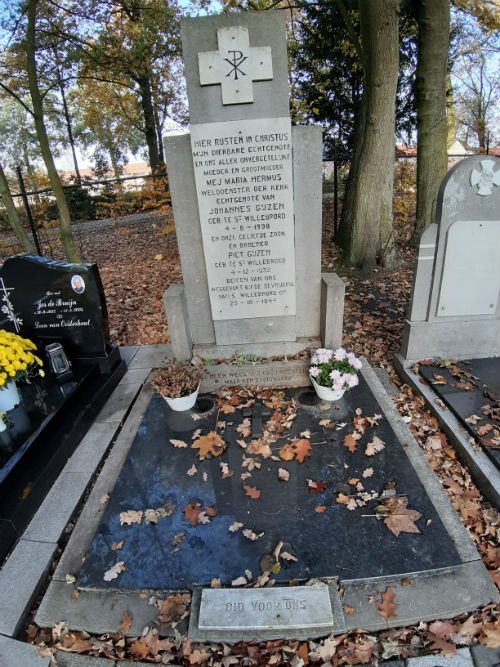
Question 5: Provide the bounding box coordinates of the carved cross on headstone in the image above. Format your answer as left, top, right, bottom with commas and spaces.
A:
198, 26, 273, 105
243, 403, 272, 439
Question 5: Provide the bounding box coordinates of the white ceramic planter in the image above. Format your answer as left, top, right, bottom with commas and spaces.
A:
163, 384, 200, 411
310, 376, 345, 402
0, 380, 20, 412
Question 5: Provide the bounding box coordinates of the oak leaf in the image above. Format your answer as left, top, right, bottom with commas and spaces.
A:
119, 510, 143, 525
119, 610, 132, 635
242, 528, 263, 541
343, 433, 361, 453
192, 431, 225, 459
103, 561, 125, 581
182, 501, 202, 527
376, 586, 398, 619
157, 593, 190, 624
243, 484, 261, 499
307, 479, 326, 493
365, 436, 385, 456
229, 522, 243, 532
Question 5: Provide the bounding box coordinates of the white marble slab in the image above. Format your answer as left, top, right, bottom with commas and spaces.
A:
190, 116, 296, 321
198, 585, 333, 631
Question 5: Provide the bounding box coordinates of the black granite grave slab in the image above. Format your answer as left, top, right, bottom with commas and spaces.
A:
0, 358, 126, 562
0, 254, 109, 362
79, 376, 462, 591
418, 358, 500, 471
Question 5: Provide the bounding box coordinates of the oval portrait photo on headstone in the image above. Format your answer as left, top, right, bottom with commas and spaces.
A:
71, 274, 86, 294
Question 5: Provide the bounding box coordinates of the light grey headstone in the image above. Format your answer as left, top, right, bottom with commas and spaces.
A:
401, 155, 500, 360
198, 585, 333, 632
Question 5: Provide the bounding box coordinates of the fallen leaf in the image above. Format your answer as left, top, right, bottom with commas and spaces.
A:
220, 461, 234, 478
204, 505, 217, 517
362, 467, 374, 478
232, 576, 247, 586
111, 540, 124, 551
426, 633, 457, 657
182, 501, 202, 527
376, 586, 398, 619
186, 464, 197, 476
307, 479, 326, 493
343, 605, 355, 615
192, 431, 225, 459
65, 574, 76, 584
278, 468, 290, 482
119, 510, 143, 525
119, 610, 132, 634
242, 528, 263, 541
170, 438, 188, 448
365, 436, 385, 456
229, 522, 243, 532
103, 561, 125, 581
343, 433, 361, 453
243, 484, 261, 499
315, 505, 327, 513
281, 551, 297, 562
157, 593, 190, 624
383, 498, 422, 537
172, 532, 185, 547
279, 438, 311, 463
211, 577, 221, 588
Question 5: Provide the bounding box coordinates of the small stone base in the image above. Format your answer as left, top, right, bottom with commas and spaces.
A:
194, 337, 320, 361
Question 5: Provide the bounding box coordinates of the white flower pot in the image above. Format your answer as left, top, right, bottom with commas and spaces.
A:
0, 380, 20, 412
162, 385, 200, 411
310, 376, 345, 402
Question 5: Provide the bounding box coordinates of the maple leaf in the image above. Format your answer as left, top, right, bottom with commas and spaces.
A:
229, 521, 243, 532
376, 586, 398, 619
157, 593, 190, 624
383, 498, 422, 537
236, 418, 251, 437
278, 468, 290, 481
315, 505, 327, 513
170, 438, 188, 448
182, 501, 202, 527
103, 561, 125, 581
279, 438, 311, 463
343, 432, 361, 453
119, 510, 143, 525
243, 484, 261, 499
307, 479, 326, 493
119, 610, 132, 635
365, 435, 385, 456
192, 431, 225, 459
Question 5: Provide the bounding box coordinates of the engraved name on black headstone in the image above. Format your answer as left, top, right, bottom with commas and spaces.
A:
0, 254, 109, 359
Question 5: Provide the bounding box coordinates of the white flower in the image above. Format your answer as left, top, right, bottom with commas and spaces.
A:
310, 366, 321, 378
334, 347, 347, 361
345, 373, 359, 388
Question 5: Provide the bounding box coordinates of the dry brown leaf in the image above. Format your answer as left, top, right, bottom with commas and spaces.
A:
376, 586, 398, 619
172, 532, 185, 547
279, 438, 311, 463
118, 610, 132, 635
170, 438, 188, 448
365, 435, 385, 456
119, 510, 142, 526
111, 540, 124, 551
307, 479, 326, 493
278, 467, 290, 482
229, 521, 243, 532
192, 431, 225, 459
158, 593, 190, 624
182, 501, 202, 527
343, 433, 361, 453
315, 505, 327, 513
243, 484, 261, 499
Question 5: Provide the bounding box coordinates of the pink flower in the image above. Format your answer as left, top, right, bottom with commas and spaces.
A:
345, 373, 359, 388
310, 366, 321, 378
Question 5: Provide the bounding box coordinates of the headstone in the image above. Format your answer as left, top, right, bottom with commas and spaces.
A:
198, 585, 333, 632
163, 11, 344, 368
401, 155, 500, 360
0, 254, 115, 367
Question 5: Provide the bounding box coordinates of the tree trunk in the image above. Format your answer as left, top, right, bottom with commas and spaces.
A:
338, 0, 399, 270
0, 161, 35, 253
446, 72, 456, 148
414, 0, 450, 239
137, 72, 164, 174
22, 140, 41, 203
26, 0, 80, 262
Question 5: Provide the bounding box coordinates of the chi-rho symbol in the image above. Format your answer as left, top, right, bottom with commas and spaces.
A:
198, 26, 273, 105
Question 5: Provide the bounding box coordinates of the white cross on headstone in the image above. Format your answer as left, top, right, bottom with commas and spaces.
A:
198, 26, 273, 105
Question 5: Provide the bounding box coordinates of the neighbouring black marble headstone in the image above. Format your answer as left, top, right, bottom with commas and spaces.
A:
0, 254, 109, 361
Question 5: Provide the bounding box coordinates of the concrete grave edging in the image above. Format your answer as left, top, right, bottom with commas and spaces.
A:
393, 352, 500, 509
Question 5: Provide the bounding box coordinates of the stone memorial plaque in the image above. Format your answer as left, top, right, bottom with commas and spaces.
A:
437, 220, 500, 317
0, 255, 109, 359
200, 359, 310, 392
198, 585, 333, 631
190, 116, 296, 321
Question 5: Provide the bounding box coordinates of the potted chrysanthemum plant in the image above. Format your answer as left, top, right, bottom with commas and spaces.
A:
309, 347, 362, 401
0, 330, 44, 413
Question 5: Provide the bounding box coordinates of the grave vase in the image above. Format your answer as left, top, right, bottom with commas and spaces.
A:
163, 384, 200, 412
310, 376, 345, 402
0, 380, 20, 412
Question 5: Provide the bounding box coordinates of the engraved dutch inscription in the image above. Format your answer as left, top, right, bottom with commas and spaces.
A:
190, 116, 296, 321
198, 585, 333, 631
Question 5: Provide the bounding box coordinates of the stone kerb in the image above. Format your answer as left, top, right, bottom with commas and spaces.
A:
401, 155, 500, 360
163, 10, 345, 366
